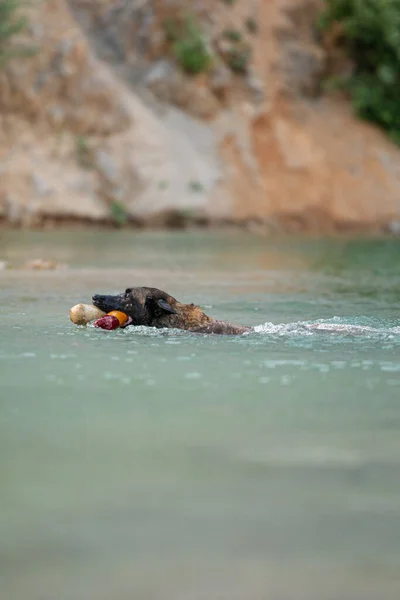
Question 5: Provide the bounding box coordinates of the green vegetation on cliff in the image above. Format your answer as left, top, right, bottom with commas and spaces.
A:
0, 0, 35, 66
320, 0, 400, 144
171, 16, 212, 75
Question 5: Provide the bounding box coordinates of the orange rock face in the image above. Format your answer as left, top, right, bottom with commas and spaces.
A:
221, 98, 400, 232
217, 0, 400, 232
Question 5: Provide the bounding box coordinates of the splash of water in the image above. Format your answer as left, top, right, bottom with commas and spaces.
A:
254, 316, 400, 337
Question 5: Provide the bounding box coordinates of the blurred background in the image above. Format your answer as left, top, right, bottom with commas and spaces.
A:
0, 0, 399, 233
1, 2, 400, 600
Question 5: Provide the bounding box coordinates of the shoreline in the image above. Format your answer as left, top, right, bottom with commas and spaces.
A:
1, 215, 398, 237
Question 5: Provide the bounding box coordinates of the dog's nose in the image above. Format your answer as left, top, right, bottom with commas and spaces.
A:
92, 294, 100, 303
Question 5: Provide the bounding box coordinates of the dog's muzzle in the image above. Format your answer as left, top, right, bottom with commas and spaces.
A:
92, 294, 123, 313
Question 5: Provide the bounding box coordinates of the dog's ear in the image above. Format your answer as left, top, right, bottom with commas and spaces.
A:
156, 298, 178, 315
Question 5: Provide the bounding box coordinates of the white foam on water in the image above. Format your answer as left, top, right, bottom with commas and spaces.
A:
253, 322, 313, 335
254, 318, 400, 337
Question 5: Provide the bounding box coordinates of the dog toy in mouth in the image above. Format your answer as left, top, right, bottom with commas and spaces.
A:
93, 310, 129, 330
70, 303, 105, 325
69, 304, 130, 330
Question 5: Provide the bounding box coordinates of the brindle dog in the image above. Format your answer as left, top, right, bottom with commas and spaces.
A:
92, 286, 251, 335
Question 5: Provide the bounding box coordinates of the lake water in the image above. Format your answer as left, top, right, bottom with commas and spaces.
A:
1, 230, 400, 600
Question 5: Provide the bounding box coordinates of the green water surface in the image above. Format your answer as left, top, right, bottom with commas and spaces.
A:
0, 231, 399, 600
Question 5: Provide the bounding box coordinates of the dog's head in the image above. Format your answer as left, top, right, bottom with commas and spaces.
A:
92, 286, 178, 327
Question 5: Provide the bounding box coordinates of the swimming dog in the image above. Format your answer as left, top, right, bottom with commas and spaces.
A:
92, 286, 250, 335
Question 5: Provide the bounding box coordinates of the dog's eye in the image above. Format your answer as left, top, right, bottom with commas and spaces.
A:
125, 288, 132, 295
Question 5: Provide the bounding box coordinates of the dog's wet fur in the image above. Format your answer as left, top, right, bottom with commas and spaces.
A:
92, 286, 251, 335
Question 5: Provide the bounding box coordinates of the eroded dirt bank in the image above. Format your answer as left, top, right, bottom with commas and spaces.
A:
1, 0, 399, 234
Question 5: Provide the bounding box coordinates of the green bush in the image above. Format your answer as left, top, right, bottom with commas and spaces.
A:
319, 0, 400, 144
75, 135, 93, 170
163, 17, 178, 43
245, 17, 258, 35
110, 201, 128, 227
0, 0, 35, 67
226, 44, 251, 74
172, 16, 212, 75
223, 29, 242, 43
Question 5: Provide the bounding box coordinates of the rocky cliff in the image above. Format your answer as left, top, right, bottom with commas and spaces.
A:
1, 0, 399, 233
